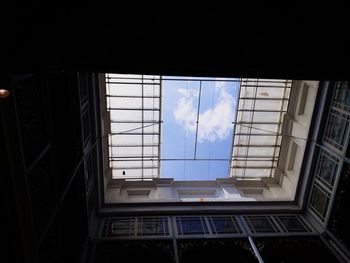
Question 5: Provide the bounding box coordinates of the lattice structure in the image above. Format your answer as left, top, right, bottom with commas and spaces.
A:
106, 74, 161, 180
230, 78, 292, 179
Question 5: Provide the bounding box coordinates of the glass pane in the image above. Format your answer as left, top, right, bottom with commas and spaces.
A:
316, 151, 338, 186
176, 217, 208, 235
244, 216, 279, 233
309, 185, 330, 219
324, 110, 349, 150
209, 217, 242, 234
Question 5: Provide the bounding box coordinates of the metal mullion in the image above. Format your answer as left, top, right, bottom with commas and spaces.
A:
243, 81, 258, 179
269, 79, 289, 177
110, 120, 160, 123
269, 216, 284, 233
110, 132, 159, 135
248, 237, 265, 263
230, 78, 242, 177
235, 121, 282, 125
106, 94, 160, 99
234, 144, 281, 147
231, 166, 278, 169
141, 75, 144, 180
108, 107, 160, 111
240, 84, 291, 88
110, 144, 158, 147
235, 133, 279, 136
112, 166, 158, 170
194, 80, 202, 159
237, 109, 287, 112
110, 155, 159, 159
239, 97, 289, 100
106, 81, 161, 85
158, 77, 162, 178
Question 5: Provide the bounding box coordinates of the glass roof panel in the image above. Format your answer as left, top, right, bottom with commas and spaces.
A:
105, 74, 291, 181
229, 78, 291, 179
106, 74, 161, 180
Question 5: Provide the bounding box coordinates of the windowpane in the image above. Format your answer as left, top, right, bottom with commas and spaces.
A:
137, 217, 169, 236
333, 81, 350, 110
275, 216, 311, 233
176, 217, 209, 235
309, 184, 330, 220
244, 216, 280, 233
324, 110, 349, 150
208, 216, 242, 234
315, 150, 339, 187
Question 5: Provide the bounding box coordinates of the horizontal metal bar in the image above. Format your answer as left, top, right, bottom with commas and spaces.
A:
237, 109, 287, 112
110, 120, 161, 124
112, 177, 157, 180
106, 95, 160, 99
240, 84, 291, 88
233, 144, 281, 147
231, 166, 277, 169
110, 132, 159, 135
110, 158, 278, 161
106, 81, 161, 85
234, 133, 281, 136
110, 155, 159, 159
233, 155, 279, 158
112, 166, 158, 170
110, 144, 159, 147
107, 76, 291, 84
239, 97, 289, 100
234, 121, 282, 125
108, 108, 160, 111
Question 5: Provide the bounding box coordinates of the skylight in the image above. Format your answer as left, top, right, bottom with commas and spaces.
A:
105, 74, 291, 181
106, 74, 161, 180
230, 79, 291, 179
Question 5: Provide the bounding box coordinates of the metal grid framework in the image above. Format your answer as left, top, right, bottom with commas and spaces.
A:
230, 78, 292, 179
106, 74, 162, 180
308, 81, 350, 224
103, 217, 170, 237
101, 214, 313, 239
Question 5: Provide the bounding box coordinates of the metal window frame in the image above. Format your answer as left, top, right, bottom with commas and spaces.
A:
106, 74, 161, 181
230, 79, 292, 179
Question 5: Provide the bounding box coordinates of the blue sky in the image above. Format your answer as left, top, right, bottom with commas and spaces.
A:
161, 77, 239, 180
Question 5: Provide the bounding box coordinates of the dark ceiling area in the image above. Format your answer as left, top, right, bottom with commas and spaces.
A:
4, 3, 349, 80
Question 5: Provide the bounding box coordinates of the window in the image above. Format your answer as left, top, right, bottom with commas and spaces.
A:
104, 217, 136, 237
333, 81, 350, 112
324, 109, 350, 151
314, 150, 339, 189
176, 216, 209, 236
137, 217, 169, 236
243, 215, 281, 233
207, 216, 243, 234
275, 215, 312, 233
308, 182, 331, 221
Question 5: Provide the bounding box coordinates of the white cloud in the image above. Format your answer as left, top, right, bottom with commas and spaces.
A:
174, 89, 197, 133
214, 80, 226, 89
174, 87, 235, 143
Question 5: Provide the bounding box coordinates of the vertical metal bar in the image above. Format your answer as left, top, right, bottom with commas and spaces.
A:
158, 76, 162, 178
194, 80, 202, 159
248, 236, 264, 263
141, 75, 144, 180
243, 79, 258, 179
229, 79, 242, 177
270, 79, 289, 177
172, 238, 180, 263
